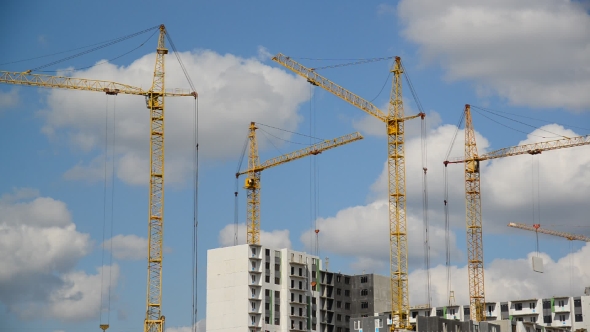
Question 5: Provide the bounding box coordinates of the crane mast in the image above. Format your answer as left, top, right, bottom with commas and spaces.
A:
388, 58, 410, 330
0, 24, 197, 332
463, 105, 486, 322
244, 122, 262, 245
272, 54, 423, 329
236, 122, 364, 245
144, 24, 167, 332
445, 104, 590, 322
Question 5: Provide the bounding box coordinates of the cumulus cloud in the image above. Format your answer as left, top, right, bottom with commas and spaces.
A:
39, 49, 310, 186
481, 125, 590, 231
103, 234, 148, 260
410, 244, 590, 307
370, 123, 590, 232
0, 189, 90, 284
166, 319, 206, 332
0, 188, 119, 322
300, 200, 463, 272
257, 46, 272, 61
0, 87, 20, 110
366, 123, 485, 228
219, 223, 292, 249
396, 0, 590, 110
300, 122, 590, 273
34, 264, 120, 322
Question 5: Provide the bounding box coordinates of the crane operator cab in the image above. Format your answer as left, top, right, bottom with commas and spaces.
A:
244, 177, 258, 189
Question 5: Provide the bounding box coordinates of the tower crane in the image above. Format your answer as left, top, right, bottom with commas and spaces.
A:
444, 104, 590, 322
272, 53, 424, 329
0, 25, 197, 332
236, 122, 363, 244
508, 223, 590, 242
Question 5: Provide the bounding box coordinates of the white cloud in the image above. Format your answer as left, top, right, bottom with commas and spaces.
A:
481, 125, 590, 229
301, 122, 590, 273
0, 187, 40, 202
257, 46, 272, 61
42, 265, 119, 322
411, 244, 590, 307
352, 113, 383, 137
103, 234, 147, 260
39, 49, 310, 186
0, 189, 90, 282
166, 319, 206, 332
12, 264, 120, 322
0, 87, 19, 110
219, 223, 292, 249
300, 200, 463, 272
367, 123, 486, 218
350, 256, 388, 274
0, 188, 119, 322
370, 123, 590, 232
396, 0, 590, 110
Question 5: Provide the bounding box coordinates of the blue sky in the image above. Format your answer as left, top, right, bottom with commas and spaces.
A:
2, 1, 590, 331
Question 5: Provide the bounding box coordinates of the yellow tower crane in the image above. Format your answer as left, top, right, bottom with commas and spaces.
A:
0, 24, 197, 332
508, 223, 590, 242
236, 121, 363, 244
272, 54, 424, 329
444, 104, 590, 322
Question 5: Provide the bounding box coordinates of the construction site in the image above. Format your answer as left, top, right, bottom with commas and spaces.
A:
2, 9, 590, 332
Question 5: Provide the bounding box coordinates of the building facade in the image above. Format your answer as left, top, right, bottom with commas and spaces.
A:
207, 244, 589, 332
400, 295, 590, 332
207, 245, 392, 332
207, 244, 322, 332
317, 271, 391, 332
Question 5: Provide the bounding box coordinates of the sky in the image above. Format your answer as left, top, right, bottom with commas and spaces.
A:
1, 1, 590, 331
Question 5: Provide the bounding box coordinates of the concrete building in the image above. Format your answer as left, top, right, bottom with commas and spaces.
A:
318, 271, 391, 332
207, 244, 321, 332
415, 316, 502, 332
207, 245, 393, 332
207, 244, 589, 332
368, 294, 590, 332
410, 294, 589, 330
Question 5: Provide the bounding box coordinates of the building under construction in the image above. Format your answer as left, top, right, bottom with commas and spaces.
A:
206, 244, 590, 332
